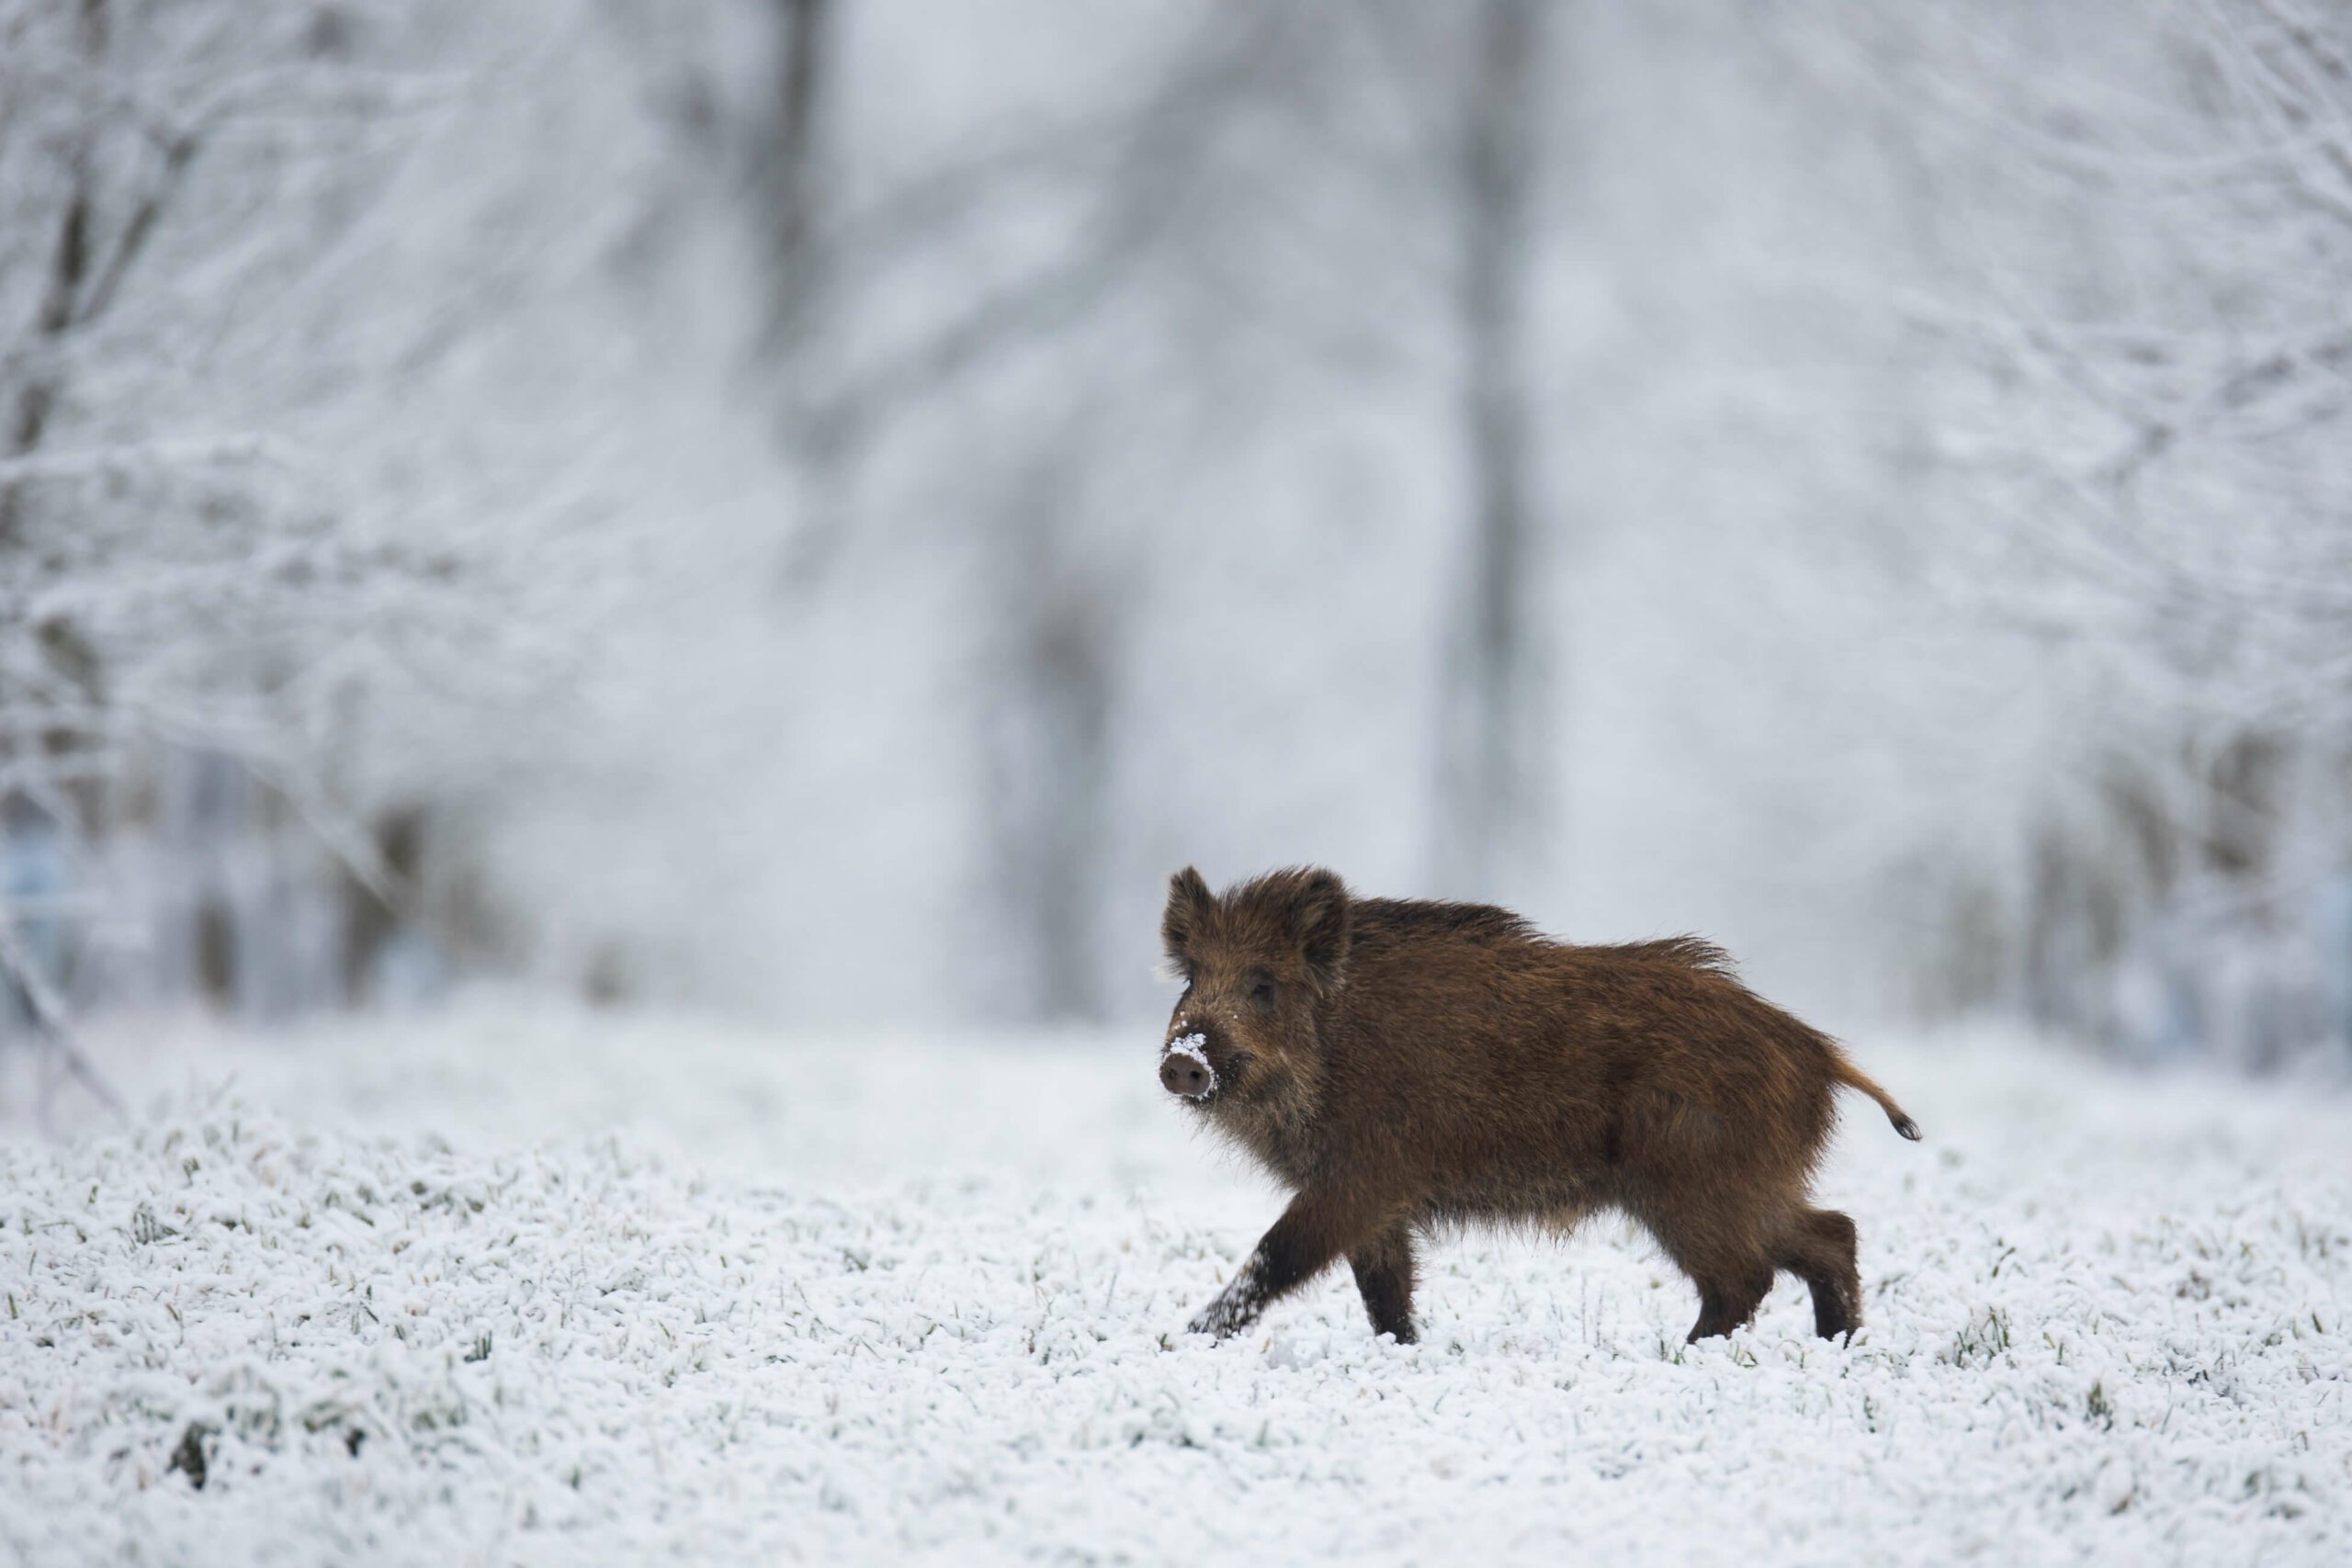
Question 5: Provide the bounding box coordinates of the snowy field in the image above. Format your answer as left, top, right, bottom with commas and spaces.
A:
3, 998, 2347, 1566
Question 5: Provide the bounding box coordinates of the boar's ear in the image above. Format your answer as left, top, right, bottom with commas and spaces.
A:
1289, 868, 1351, 993
1161, 866, 1214, 970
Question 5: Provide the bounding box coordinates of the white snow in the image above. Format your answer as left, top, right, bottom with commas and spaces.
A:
2, 1002, 2346, 1565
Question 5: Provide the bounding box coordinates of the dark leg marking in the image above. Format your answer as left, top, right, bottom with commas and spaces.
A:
1630, 1190, 1781, 1344
1686, 1263, 1774, 1342
1348, 1222, 1419, 1344
1188, 1253, 1272, 1337
1776, 1208, 1862, 1340
1186, 1187, 1377, 1340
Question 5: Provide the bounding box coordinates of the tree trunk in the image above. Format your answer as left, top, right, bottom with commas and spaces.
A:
0, 3, 106, 547
764, 0, 831, 354
1434, 0, 1545, 898
980, 491, 1112, 1022
1012, 592, 1110, 1021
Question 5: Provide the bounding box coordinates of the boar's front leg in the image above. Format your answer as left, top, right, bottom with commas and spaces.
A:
1187, 1187, 1383, 1339
1347, 1221, 1419, 1344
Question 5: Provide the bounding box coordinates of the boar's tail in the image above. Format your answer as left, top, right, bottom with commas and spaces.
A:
1831, 1054, 1922, 1142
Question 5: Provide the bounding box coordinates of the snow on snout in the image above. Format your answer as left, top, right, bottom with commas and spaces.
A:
1161, 1031, 1216, 1092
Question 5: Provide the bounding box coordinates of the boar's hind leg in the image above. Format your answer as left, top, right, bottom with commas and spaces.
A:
1685, 1263, 1775, 1343
1348, 1222, 1419, 1344
1774, 1208, 1862, 1340
1187, 1188, 1383, 1340
1639, 1204, 1776, 1342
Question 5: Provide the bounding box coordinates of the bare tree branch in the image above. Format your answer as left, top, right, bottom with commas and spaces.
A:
0, 901, 125, 1124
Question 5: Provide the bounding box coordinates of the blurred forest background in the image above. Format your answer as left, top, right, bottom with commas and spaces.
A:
4, 0, 2349, 1080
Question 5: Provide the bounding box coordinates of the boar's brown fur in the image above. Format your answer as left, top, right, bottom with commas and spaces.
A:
1157, 865, 1921, 1347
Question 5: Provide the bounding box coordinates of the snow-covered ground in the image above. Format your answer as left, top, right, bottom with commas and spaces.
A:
3, 998, 2346, 1565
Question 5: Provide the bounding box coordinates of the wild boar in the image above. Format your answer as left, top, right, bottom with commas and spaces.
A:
1157, 865, 1921, 1347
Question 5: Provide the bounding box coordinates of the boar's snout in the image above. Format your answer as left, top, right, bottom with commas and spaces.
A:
1160, 1052, 1213, 1100
1160, 1032, 1216, 1100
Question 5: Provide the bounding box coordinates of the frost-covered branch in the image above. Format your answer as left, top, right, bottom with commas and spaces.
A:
0, 901, 124, 1124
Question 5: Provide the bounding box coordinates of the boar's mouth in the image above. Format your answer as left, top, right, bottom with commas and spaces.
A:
1192, 1051, 1251, 1103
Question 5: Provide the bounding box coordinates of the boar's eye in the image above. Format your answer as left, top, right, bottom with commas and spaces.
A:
1248, 974, 1276, 1011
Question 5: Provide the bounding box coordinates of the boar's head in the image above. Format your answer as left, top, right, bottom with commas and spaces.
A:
1157, 865, 1349, 1114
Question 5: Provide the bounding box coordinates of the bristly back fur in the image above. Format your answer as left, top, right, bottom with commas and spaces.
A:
1602, 934, 1739, 975
1352, 897, 1537, 944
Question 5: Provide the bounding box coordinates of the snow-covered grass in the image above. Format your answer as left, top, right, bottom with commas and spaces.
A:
3, 999, 2347, 1565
